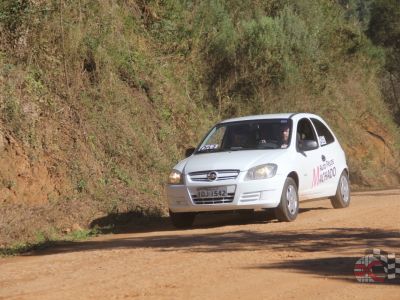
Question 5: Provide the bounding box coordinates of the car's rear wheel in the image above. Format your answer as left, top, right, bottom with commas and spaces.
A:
330, 171, 350, 208
169, 210, 196, 228
275, 177, 299, 222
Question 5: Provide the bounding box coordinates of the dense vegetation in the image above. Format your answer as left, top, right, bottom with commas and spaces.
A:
367, 0, 400, 123
0, 0, 399, 246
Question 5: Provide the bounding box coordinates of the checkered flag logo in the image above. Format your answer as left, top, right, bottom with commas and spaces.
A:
370, 248, 400, 280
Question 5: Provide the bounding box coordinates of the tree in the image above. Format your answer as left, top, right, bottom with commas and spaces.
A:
367, 0, 400, 123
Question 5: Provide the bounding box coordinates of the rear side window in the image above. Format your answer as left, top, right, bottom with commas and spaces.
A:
311, 118, 335, 146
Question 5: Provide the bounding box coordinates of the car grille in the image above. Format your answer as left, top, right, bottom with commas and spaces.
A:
188, 170, 240, 182
191, 193, 235, 205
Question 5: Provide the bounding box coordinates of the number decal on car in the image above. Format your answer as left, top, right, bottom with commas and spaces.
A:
199, 144, 219, 152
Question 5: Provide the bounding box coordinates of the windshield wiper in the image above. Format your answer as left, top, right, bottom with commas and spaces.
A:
229, 147, 244, 151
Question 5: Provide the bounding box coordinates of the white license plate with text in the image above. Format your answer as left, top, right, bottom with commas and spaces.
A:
197, 187, 227, 198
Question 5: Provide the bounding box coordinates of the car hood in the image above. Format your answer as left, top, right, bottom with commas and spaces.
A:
182, 150, 287, 173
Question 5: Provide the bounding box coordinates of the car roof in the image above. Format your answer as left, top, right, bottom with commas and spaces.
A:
220, 113, 321, 123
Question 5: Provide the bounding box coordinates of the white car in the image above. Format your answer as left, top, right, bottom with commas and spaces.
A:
167, 113, 350, 228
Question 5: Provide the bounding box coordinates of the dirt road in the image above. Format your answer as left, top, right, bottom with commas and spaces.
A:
1, 190, 399, 299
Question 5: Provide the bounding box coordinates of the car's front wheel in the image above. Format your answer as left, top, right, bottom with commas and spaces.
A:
330, 171, 350, 208
169, 210, 196, 229
275, 177, 299, 222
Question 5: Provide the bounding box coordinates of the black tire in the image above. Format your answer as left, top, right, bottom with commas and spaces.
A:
274, 177, 299, 222
169, 210, 196, 229
330, 171, 351, 208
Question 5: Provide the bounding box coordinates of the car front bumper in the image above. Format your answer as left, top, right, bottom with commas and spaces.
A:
167, 172, 285, 213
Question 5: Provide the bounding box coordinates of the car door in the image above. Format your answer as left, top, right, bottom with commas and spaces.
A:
310, 117, 343, 197
295, 118, 324, 199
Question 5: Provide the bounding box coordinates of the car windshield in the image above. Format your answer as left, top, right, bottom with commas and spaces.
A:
196, 119, 292, 153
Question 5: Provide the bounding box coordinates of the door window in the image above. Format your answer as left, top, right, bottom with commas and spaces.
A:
296, 118, 318, 151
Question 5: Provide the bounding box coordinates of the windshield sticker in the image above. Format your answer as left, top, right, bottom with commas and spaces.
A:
319, 136, 327, 146
199, 144, 219, 151
312, 159, 336, 188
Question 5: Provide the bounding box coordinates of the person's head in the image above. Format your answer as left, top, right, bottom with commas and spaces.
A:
281, 125, 290, 143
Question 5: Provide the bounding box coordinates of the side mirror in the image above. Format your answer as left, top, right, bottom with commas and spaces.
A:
185, 147, 196, 157
298, 140, 318, 152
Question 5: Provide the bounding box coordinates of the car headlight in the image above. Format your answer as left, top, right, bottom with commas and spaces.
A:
245, 164, 277, 180
168, 170, 184, 184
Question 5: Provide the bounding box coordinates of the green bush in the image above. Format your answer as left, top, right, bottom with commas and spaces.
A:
0, 0, 30, 33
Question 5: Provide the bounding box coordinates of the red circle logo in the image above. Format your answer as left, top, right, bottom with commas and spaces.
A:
354, 255, 385, 283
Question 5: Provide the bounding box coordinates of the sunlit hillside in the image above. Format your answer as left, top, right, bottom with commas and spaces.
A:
0, 0, 399, 246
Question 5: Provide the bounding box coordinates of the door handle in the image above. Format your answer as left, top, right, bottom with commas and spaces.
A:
321, 155, 326, 162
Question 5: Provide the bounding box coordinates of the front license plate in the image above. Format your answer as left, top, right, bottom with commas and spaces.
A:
197, 187, 227, 198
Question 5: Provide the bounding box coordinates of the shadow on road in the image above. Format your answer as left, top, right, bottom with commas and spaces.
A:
0, 207, 328, 256
4, 190, 399, 285
298, 207, 329, 213
25, 226, 400, 258
251, 256, 400, 285
14, 205, 400, 285
89, 209, 280, 235
89, 207, 329, 235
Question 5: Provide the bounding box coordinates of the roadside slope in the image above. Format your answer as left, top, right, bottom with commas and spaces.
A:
0, 0, 399, 246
